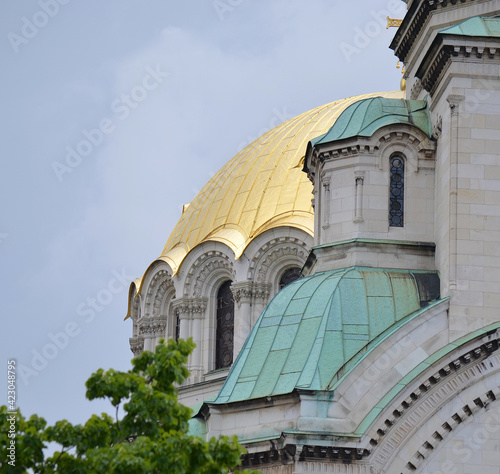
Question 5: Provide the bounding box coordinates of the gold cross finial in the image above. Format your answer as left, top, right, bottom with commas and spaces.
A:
387, 17, 403, 29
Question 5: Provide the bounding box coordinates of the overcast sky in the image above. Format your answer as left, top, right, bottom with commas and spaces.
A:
1, 0, 407, 427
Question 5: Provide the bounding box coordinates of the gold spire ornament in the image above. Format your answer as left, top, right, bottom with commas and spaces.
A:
387, 17, 403, 29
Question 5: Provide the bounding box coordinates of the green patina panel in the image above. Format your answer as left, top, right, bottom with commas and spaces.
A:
303, 275, 339, 319
263, 286, 298, 317
292, 272, 330, 299
326, 290, 342, 331
280, 313, 305, 326
318, 330, 345, 388
260, 315, 283, 328
339, 275, 369, 325
284, 297, 310, 316
368, 296, 396, 337
297, 336, 324, 388
239, 326, 279, 377
271, 323, 300, 351
389, 273, 420, 319
251, 350, 289, 399
343, 324, 370, 336
343, 338, 369, 361
229, 380, 257, 402
362, 271, 393, 297
440, 15, 500, 38
283, 316, 322, 373
273, 371, 302, 395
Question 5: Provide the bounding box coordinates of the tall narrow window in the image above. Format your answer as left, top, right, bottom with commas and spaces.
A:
279, 267, 302, 290
389, 156, 404, 227
175, 314, 180, 342
216, 280, 234, 369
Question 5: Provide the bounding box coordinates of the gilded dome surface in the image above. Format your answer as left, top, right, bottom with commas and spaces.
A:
158, 90, 404, 275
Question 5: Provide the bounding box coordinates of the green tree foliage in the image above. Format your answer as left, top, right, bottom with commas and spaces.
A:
1, 339, 258, 473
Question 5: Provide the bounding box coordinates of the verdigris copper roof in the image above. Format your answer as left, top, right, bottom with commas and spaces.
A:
310, 98, 431, 148
214, 267, 440, 404
440, 15, 500, 38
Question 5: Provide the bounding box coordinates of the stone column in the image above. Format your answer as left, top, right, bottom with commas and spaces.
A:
446, 94, 464, 295
232, 281, 272, 357
138, 318, 167, 352
231, 281, 253, 357
322, 175, 331, 230
354, 171, 365, 223
251, 282, 272, 327
172, 297, 207, 382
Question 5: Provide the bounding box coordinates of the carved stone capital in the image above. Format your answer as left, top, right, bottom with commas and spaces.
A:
231, 282, 271, 308
138, 317, 167, 337
447, 94, 465, 115
129, 336, 144, 357
172, 297, 208, 319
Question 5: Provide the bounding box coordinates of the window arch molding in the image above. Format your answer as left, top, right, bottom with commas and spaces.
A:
277, 266, 303, 292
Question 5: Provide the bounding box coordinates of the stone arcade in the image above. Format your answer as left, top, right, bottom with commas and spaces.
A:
126, 1, 500, 472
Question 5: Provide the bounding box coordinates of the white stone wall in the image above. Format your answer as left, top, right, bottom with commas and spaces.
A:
430, 73, 500, 339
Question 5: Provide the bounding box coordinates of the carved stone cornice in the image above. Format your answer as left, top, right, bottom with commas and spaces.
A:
409, 77, 423, 100
138, 318, 167, 337
240, 444, 370, 470
231, 281, 272, 308
390, 0, 481, 63
172, 297, 208, 319
417, 35, 500, 97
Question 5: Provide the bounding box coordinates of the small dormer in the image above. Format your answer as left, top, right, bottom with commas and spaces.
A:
303, 97, 436, 275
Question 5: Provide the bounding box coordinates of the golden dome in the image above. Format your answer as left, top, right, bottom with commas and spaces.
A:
155, 90, 404, 277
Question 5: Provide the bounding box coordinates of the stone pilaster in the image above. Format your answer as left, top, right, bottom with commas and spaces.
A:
138, 317, 167, 352
231, 281, 271, 356
172, 297, 208, 381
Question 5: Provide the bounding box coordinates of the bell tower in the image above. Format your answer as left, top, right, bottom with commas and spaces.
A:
392, 0, 500, 339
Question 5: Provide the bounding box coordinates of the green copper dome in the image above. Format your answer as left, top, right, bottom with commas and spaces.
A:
310, 98, 431, 147
440, 15, 500, 38
213, 267, 440, 404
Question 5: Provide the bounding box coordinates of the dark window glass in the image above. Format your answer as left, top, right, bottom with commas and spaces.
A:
216, 281, 234, 369
389, 156, 404, 227
279, 267, 302, 290
175, 314, 180, 342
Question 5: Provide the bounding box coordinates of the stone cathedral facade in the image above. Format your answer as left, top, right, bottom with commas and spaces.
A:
126, 1, 500, 472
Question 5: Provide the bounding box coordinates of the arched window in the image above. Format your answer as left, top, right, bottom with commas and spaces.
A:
215, 280, 234, 369
279, 267, 302, 290
389, 156, 404, 227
